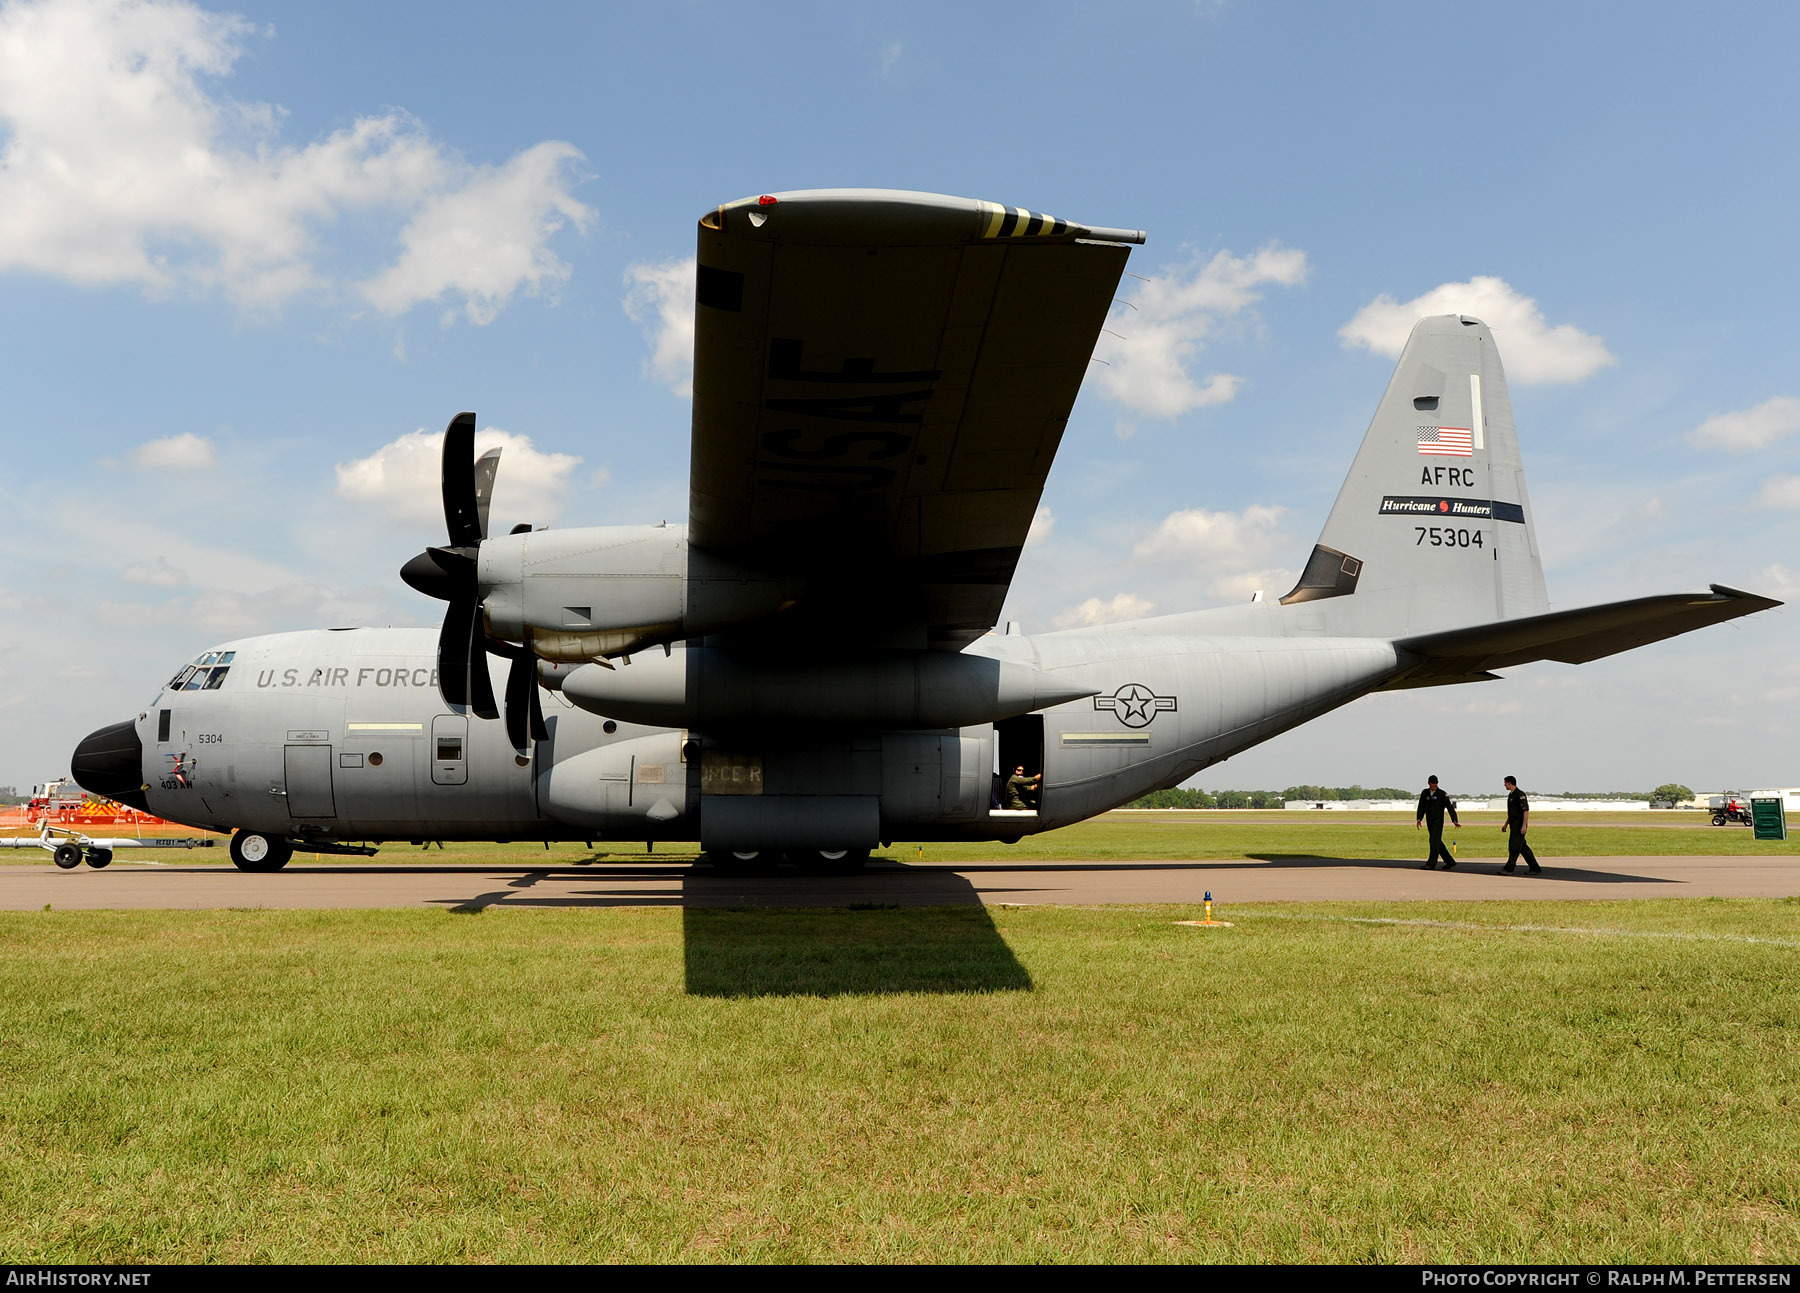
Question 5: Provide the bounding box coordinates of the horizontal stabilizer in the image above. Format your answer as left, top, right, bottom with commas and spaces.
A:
1383, 584, 1782, 687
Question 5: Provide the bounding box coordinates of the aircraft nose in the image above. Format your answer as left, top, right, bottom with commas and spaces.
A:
71, 719, 149, 811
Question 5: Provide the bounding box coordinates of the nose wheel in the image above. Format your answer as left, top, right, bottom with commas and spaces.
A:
230, 831, 293, 872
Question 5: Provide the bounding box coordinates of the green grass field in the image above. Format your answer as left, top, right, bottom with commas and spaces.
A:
3, 899, 1797, 1262
9, 809, 1788, 867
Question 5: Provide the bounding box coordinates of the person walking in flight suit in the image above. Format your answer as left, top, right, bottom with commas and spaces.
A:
1499, 775, 1542, 874
1415, 774, 1460, 869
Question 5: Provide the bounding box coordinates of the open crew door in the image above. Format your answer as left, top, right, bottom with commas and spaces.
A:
991, 713, 1044, 816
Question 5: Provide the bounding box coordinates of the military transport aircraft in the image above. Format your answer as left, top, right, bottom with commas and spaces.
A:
68, 188, 1779, 872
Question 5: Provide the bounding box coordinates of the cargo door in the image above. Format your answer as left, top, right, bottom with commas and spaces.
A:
283, 744, 337, 818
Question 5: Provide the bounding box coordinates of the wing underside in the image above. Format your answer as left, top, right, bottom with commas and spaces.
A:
1382, 584, 1781, 688
687, 189, 1137, 650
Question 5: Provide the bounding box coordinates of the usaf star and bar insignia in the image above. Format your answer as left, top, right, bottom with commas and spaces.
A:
1093, 682, 1177, 729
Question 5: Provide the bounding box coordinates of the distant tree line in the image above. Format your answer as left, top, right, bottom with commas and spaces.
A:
1126, 782, 1700, 809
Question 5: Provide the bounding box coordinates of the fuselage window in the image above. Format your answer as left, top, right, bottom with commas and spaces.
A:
436, 737, 463, 761
202, 667, 230, 690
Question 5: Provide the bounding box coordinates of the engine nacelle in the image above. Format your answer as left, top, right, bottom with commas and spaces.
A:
535, 731, 692, 830
560, 645, 1096, 730
477, 523, 793, 661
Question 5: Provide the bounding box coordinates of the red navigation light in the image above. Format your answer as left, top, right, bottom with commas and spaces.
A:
757, 195, 778, 206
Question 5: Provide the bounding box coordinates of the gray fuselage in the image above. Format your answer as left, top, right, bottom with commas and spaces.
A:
132, 610, 1399, 849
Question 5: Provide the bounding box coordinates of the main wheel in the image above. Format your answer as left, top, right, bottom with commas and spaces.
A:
52, 842, 82, 869
793, 847, 870, 874
706, 849, 774, 873
85, 849, 113, 869
230, 831, 292, 872
1712, 812, 1726, 826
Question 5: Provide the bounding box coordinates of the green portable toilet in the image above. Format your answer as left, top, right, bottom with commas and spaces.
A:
1749, 794, 1789, 842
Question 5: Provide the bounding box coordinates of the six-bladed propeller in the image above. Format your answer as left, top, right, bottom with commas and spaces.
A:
399, 412, 548, 755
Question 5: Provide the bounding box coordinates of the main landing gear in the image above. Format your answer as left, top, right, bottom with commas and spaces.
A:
230, 830, 293, 872
707, 848, 871, 875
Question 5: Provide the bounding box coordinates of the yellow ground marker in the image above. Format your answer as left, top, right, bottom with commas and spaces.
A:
1175, 890, 1234, 928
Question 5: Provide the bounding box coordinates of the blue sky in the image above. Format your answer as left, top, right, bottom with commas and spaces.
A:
2, 0, 1795, 796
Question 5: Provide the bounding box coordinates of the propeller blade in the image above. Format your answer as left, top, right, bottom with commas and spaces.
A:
441, 412, 482, 548
526, 633, 549, 742
504, 648, 531, 752
437, 597, 477, 709
529, 677, 548, 743
467, 624, 499, 720
473, 447, 502, 542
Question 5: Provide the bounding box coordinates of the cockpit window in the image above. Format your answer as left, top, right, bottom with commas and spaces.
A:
168, 650, 236, 693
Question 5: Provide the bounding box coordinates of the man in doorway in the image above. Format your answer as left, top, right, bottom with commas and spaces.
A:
1499, 775, 1542, 874
1414, 774, 1460, 869
1005, 765, 1042, 811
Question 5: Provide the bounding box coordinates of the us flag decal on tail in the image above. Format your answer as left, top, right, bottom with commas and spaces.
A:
1417, 425, 1474, 456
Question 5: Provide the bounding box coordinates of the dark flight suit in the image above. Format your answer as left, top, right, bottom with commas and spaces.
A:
1005, 773, 1040, 810
1503, 787, 1541, 873
1416, 786, 1460, 868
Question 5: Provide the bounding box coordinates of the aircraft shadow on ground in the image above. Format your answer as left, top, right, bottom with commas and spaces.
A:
428, 864, 1034, 997
681, 898, 1033, 999
1245, 854, 1676, 883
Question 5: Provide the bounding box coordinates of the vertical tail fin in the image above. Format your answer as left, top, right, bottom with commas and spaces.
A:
1281, 314, 1548, 637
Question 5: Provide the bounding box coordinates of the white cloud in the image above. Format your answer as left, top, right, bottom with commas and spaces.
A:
1755, 475, 1800, 509
132, 431, 215, 470
1205, 568, 1297, 603
1094, 245, 1307, 418
1054, 592, 1155, 629
623, 256, 696, 397
334, 426, 583, 529
878, 40, 903, 76
0, 0, 590, 319
1338, 276, 1614, 384
1024, 505, 1055, 547
1132, 503, 1286, 561
1687, 396, 1800, 453
95, 580, 387, 634
120, 556, 187, 587
360, 141, 592, 324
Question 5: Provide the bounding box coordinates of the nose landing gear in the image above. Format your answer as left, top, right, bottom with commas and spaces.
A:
230, 831, 293, 872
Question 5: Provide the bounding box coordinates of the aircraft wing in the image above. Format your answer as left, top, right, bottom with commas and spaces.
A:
1383, 584, 1782, 687
687, 189, 1140, 650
